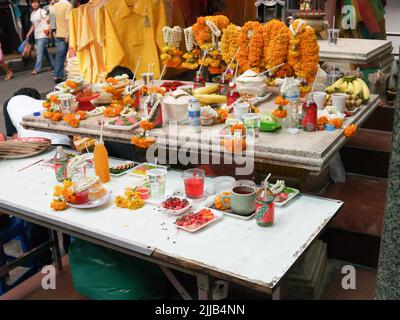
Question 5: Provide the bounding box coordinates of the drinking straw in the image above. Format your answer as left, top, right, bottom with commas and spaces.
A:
222, 47, 240, 79
159, 64, 167, 80
264, 173, 271, 198
333, 15, 335, 29
234, 63, 239, 79
99, 120, 104, 143
133, 57, 141, 81
310, 67, 321, 96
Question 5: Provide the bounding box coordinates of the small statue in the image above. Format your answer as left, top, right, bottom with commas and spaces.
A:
300, 0, 312, 11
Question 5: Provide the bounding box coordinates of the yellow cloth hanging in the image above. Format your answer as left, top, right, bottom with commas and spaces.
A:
98, 0, 167, 78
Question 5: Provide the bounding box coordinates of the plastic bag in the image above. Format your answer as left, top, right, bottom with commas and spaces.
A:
69, 239, 167, 300
17, 40, 26, 54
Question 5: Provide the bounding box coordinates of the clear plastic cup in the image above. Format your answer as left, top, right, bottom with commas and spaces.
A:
183, 168, 205, 199
148, 168, 167, 198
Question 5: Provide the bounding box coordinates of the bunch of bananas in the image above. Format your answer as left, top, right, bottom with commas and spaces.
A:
193, 84, 227, 105
325, 76, 370, 102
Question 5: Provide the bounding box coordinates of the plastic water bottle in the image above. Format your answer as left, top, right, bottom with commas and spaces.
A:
188, 98, 201, 133
53, 146, 68, 182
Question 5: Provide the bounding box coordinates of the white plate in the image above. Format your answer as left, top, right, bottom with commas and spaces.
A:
274, 188, 300, 207
109, 162, 136, 177
104, 121, 141, 131
176, 209, 223, 233
68, 192, 111, 209
160, 196, 192, 216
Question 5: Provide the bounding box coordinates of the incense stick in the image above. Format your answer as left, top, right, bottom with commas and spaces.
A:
159, 64, 167, 80
133, 57, 141, 81
259, 63, 285, 76
222, 47, 240, 79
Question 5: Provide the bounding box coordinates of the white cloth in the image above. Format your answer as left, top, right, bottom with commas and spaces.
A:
30, 8, 49, 39
7, 95, 70, 146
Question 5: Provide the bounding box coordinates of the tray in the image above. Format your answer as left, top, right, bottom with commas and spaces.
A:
176, 209, 223, 233
109, 161, 136, 177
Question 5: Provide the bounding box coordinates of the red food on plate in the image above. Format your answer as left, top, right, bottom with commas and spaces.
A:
75, 191, 89, 205
274, 192, 289, 203
162, 197, 189, 210
175, 208, 215, 227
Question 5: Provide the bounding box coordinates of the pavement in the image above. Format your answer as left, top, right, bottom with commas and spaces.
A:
0, 69, 55, 134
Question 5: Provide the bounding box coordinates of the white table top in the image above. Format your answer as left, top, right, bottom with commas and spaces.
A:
0, 150, 343, 292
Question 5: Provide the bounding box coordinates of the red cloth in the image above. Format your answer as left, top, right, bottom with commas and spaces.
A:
357, 0, 381, 34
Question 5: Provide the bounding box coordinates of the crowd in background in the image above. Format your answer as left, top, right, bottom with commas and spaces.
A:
0, 0, 88, 82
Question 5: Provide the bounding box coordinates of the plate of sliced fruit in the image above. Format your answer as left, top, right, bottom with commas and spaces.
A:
109, 162, 136, 177
175, 208, 223, 233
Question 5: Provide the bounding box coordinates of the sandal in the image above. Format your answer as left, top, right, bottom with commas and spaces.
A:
31, 70, 39, 75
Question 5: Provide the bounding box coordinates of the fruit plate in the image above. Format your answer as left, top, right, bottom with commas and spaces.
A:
109, 161, 136, 177
273, 187, 300, 207
175, 209, 223, 233
160, 196, 192, 216
129, 162, 168, 177
68, 192, 112, 209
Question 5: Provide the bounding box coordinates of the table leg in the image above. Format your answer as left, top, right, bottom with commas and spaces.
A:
160, 266, 193, 300
49, 230, 62, 271
272, 286, 281, 300
197, 274, 213, 300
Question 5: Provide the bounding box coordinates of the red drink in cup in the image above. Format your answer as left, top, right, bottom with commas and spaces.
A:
183, 169, 205, 199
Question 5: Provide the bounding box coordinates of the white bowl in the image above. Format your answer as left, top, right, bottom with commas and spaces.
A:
161, 196, 192, 216
213, 176, 235, 192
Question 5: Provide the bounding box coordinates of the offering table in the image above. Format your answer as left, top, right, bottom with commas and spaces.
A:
0, 150, 343, 299
21, 94, 380, 190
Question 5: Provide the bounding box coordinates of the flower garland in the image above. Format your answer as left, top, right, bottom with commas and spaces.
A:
161, 26, 183, 68
103, 103, 123, 118
237, 21, 264, 72
344, 124, 357, 137
263, 19, 291, 77
114, 189, 144, 210
131, 120, 156, 149
184, 27, 196, 51
221, 24, 241, 67
288, 19, 319, 83
63, 111, 86, 128
198, 48, 226, 74
50, 180, 75, 211
192, 15, 229, 47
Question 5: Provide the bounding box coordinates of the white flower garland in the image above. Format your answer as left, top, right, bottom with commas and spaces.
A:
184, 26, 196, 51
205, 20, 221, 48
162, 26, 182, 47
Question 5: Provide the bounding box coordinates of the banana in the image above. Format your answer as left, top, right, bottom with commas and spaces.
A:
352, 79, 362, 97
193, 84, 218, 96
196, 94, 227, 105
325, 85, 335, 94
346, 81, 355, 95
331, 78, 345, 91
355, 79, 370, 102
339, 81, 349, 93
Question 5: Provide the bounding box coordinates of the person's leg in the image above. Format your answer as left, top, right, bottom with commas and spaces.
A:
43, 39, 55, 69
54, 38, 68, 80
33, 38, 45, 73
1, 62, 13, 80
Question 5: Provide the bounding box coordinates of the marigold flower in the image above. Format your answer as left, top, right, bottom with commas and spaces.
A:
344, 124, 358, 137
140, 120, 155, 131
50, 199, 68, 211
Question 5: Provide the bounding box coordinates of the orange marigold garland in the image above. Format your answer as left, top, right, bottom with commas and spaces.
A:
288, 19, 319, 83
237, 21, 264, 72
263, 20, 290, 74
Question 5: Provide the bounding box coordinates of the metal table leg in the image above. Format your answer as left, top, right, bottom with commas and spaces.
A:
49, 230, 62, 271
197, 274, 214, 300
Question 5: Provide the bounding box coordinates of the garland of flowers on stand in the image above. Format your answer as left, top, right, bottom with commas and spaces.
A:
237, 21, 264, 72
161, 26, 183, 68
288, 19, 319, 84
182, 27, 200, 70
263, 19, 292, 77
